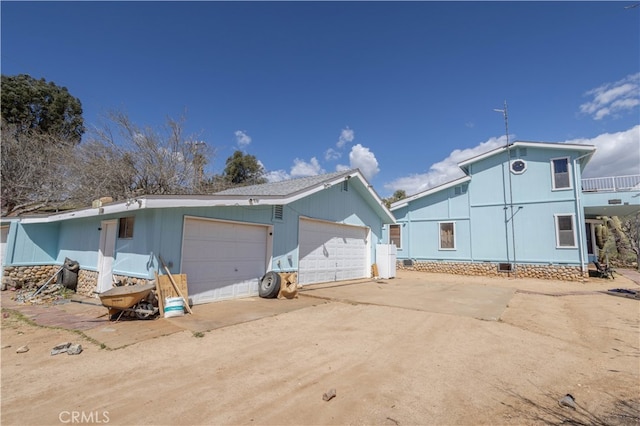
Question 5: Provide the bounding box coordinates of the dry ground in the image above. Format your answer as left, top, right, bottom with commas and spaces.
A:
1, 271, 639, 426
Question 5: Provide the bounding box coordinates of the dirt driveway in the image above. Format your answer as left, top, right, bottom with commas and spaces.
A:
1, 270, 638, 425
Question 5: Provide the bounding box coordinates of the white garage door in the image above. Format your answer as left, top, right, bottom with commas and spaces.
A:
182, 217, 270, 305
298, 218, 369, 285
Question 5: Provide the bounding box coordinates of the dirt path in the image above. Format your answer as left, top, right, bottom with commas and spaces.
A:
1, 274, 638, 426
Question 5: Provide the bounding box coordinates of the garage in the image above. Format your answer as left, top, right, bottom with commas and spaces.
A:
298, 217, 369, 285
181, 217, 271, 305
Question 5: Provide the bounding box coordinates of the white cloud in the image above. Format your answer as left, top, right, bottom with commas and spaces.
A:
348, 144, 380, 181
264, 169, 290, 182
384, 136, 507, 196
337, 127, 354, 148
264, 156, 329, 183
580, 73, 640, 120
234, 130, 252, 148
291, 157, 325, 177
566, 125, 640, 178
325, 147, 341, 161
383, 125, 640, 197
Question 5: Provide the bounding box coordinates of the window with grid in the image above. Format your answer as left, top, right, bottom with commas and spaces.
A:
389, 224, 401, 248
439, 222, 455, 250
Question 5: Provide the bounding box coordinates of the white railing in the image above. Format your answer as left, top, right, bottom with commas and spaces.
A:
582, 175, 640, 192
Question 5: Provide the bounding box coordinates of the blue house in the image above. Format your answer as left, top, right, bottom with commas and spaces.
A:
389, 141, 640, 281
1, 169, 395, 304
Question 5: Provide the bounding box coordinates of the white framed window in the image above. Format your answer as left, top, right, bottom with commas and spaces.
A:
389, 224, 401, 249
118, 216, 134, 239
555, 214, 576, 248
439, 221, 456, 250
551, 157, 572, 190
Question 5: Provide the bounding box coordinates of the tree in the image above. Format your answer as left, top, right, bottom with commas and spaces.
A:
67, 111, 213, 205
1, 119, 73, 216
383, 190, 407, 208
1, 74, 84, 144
223, 151, 267, 185
609, 214, 640, 270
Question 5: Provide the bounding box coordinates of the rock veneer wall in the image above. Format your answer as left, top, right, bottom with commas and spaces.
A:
397, 260, 587, 282
76, 271, 152, 297
2, 265, 61, 290
2, 265, 152, 296
76, 270, 98, 297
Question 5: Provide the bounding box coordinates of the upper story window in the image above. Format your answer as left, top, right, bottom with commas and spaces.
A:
551, 157, 572, 190
118, 216, 134, 239
439, 222, 456, 250
389, 224, 401, 249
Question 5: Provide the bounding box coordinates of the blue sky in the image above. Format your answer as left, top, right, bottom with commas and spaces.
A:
2, 1, 639, 197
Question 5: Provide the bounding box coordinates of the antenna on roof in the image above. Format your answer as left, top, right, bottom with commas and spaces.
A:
493, 100, 509, 147
494, 100, 517, 278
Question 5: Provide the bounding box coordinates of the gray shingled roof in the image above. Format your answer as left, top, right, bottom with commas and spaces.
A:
215, 169, 355, 197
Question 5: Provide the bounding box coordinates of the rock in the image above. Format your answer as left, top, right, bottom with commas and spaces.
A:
67, 344, 83, 355
51, 342, 72, 356
322, 388, 336, 401
50, 342, 82, 355
16, 345, 29, 353
558, 394, 576, 410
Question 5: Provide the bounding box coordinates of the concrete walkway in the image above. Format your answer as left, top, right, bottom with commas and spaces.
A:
615, 268, 640, 286
300, 277, 515, 321
1, 292, 322, 349
1, 272, 518, 349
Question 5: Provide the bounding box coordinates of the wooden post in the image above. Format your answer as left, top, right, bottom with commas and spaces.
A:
154, 272, 165, 317
158, 255, 193, 314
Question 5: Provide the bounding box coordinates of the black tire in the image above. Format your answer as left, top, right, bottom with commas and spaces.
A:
135, 301, 155, 320
259, 271, 281, 298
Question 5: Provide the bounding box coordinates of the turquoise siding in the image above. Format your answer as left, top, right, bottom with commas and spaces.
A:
10, 222, 59, 265
582, 190, 640, 210
57, 217, 102, 267
396, 145, 591, 267
272, 183, 384, 272
6, 181, 385, 280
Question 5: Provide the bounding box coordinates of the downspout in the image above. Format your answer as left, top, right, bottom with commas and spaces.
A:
407, 210, 412, 261
573, 152, 591, 276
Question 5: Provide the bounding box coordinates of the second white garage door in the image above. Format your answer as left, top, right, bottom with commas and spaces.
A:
298, 218, 369, 285
182, 217, 270, 305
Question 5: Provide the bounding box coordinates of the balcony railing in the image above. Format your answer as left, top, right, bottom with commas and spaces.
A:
581, 175, 640, 192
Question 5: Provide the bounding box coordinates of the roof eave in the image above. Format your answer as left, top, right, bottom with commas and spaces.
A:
15, 170, 396, 225
458, 141, 597, 170
390, 175, 471, 211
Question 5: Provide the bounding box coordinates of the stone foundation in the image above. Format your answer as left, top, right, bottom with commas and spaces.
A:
1, 265, 61, 290
76, 271, 152, 297
76, 270, 98, 297
398, 260, 587, 282
2, 265, 153, 296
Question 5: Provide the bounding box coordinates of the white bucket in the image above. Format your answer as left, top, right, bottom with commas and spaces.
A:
164, 297, 185, 318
